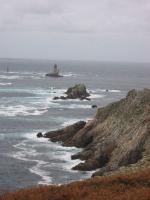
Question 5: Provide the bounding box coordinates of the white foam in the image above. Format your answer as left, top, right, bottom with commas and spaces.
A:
48, 142, 82, 172
61, 117, 91, 128
0, 71, 45, 80
24, 132, 49, 143
0, 82, 12, 86
109, 89, 121, 93
13, 142, 39, 161
10, 133, 79, 184
92, 89, 121, 93
13, 142, 52, 184
10, 133, 52, 185
61, 104, 91, 109
90, 94, 105, 99
0, 105, 48, 117
9, 129, 93, 185
61, 119, 82, 127
0, 75, 22, 80
30, 164, 52, 185
63, 72, 77, 77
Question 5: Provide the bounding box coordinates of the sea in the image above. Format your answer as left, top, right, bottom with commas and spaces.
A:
0, 58, 150, 192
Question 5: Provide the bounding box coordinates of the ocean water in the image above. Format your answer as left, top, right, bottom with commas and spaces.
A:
0, 58, 150, 192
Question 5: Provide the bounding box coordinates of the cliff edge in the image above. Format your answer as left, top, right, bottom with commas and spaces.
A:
43, 89, 150, 176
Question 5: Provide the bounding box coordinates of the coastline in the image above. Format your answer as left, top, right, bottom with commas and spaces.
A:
38, 88, 150, 177
0, 88, 150, 199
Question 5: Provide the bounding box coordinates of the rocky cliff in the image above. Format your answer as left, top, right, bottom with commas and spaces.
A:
42, 89, 150, 176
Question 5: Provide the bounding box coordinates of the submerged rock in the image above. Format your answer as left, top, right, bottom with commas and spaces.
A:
45, 89, 150, 176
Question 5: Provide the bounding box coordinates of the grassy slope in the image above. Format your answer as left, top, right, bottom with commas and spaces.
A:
1, 168, 150, 200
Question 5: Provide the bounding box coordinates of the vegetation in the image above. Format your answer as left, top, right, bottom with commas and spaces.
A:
1, 168, 150, 200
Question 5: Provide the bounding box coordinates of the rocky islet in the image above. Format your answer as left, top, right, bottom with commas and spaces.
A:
53, 84, 91, 101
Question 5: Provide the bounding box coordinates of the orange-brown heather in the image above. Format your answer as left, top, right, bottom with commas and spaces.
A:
1, 168, 150, 200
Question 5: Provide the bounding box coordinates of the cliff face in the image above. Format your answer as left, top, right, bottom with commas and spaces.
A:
43, 89, 150, 176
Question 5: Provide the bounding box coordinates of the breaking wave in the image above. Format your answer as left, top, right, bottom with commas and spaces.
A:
0, 105, 48, 117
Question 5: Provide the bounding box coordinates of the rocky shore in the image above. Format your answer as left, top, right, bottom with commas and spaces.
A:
38, 89, 150, 177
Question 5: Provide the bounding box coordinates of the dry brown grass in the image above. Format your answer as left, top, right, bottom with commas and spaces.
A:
1, 168, 150, 200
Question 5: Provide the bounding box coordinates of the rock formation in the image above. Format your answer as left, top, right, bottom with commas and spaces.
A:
44, 121, 86, 144
53, 84, 90, 100
65, 84, 90, 99
40, 89, 150, 176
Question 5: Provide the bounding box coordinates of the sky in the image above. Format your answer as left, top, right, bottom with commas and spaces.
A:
0, 0, 150, 62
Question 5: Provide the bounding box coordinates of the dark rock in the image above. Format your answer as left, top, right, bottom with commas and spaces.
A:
60, 96, 67, 100
85, 97, 91, 101
92, 105, 97, 108
65, 84, 90, 99
37, 132, 43, 138
80, 97, 91, 101
80, 96, 87, 100
44, 121, 86, 146
71, 153, 81, 160
72, 159, 101, 171
53, 96, 59, 100
53, 84, 90, 100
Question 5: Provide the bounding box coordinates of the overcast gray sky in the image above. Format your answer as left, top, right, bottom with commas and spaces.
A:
0, 0, 150, 62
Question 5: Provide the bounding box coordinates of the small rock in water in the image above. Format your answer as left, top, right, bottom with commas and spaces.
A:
92, 105, 97, 108
37, 132, 43, 138
53, 96, 59, 100
60, 96, 67, 100
85, 97, 91, 101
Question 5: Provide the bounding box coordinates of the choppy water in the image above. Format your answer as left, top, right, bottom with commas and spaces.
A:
0, 58, 150, 192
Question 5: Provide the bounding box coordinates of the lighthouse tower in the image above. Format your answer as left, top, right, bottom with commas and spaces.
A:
53, 64, 59, 75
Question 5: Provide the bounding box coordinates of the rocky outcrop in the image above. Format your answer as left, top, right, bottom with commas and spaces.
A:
65, 84, 90, 99
53, 84, 90, 100
44, 121, 86, 145
41, 89, 150, 176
